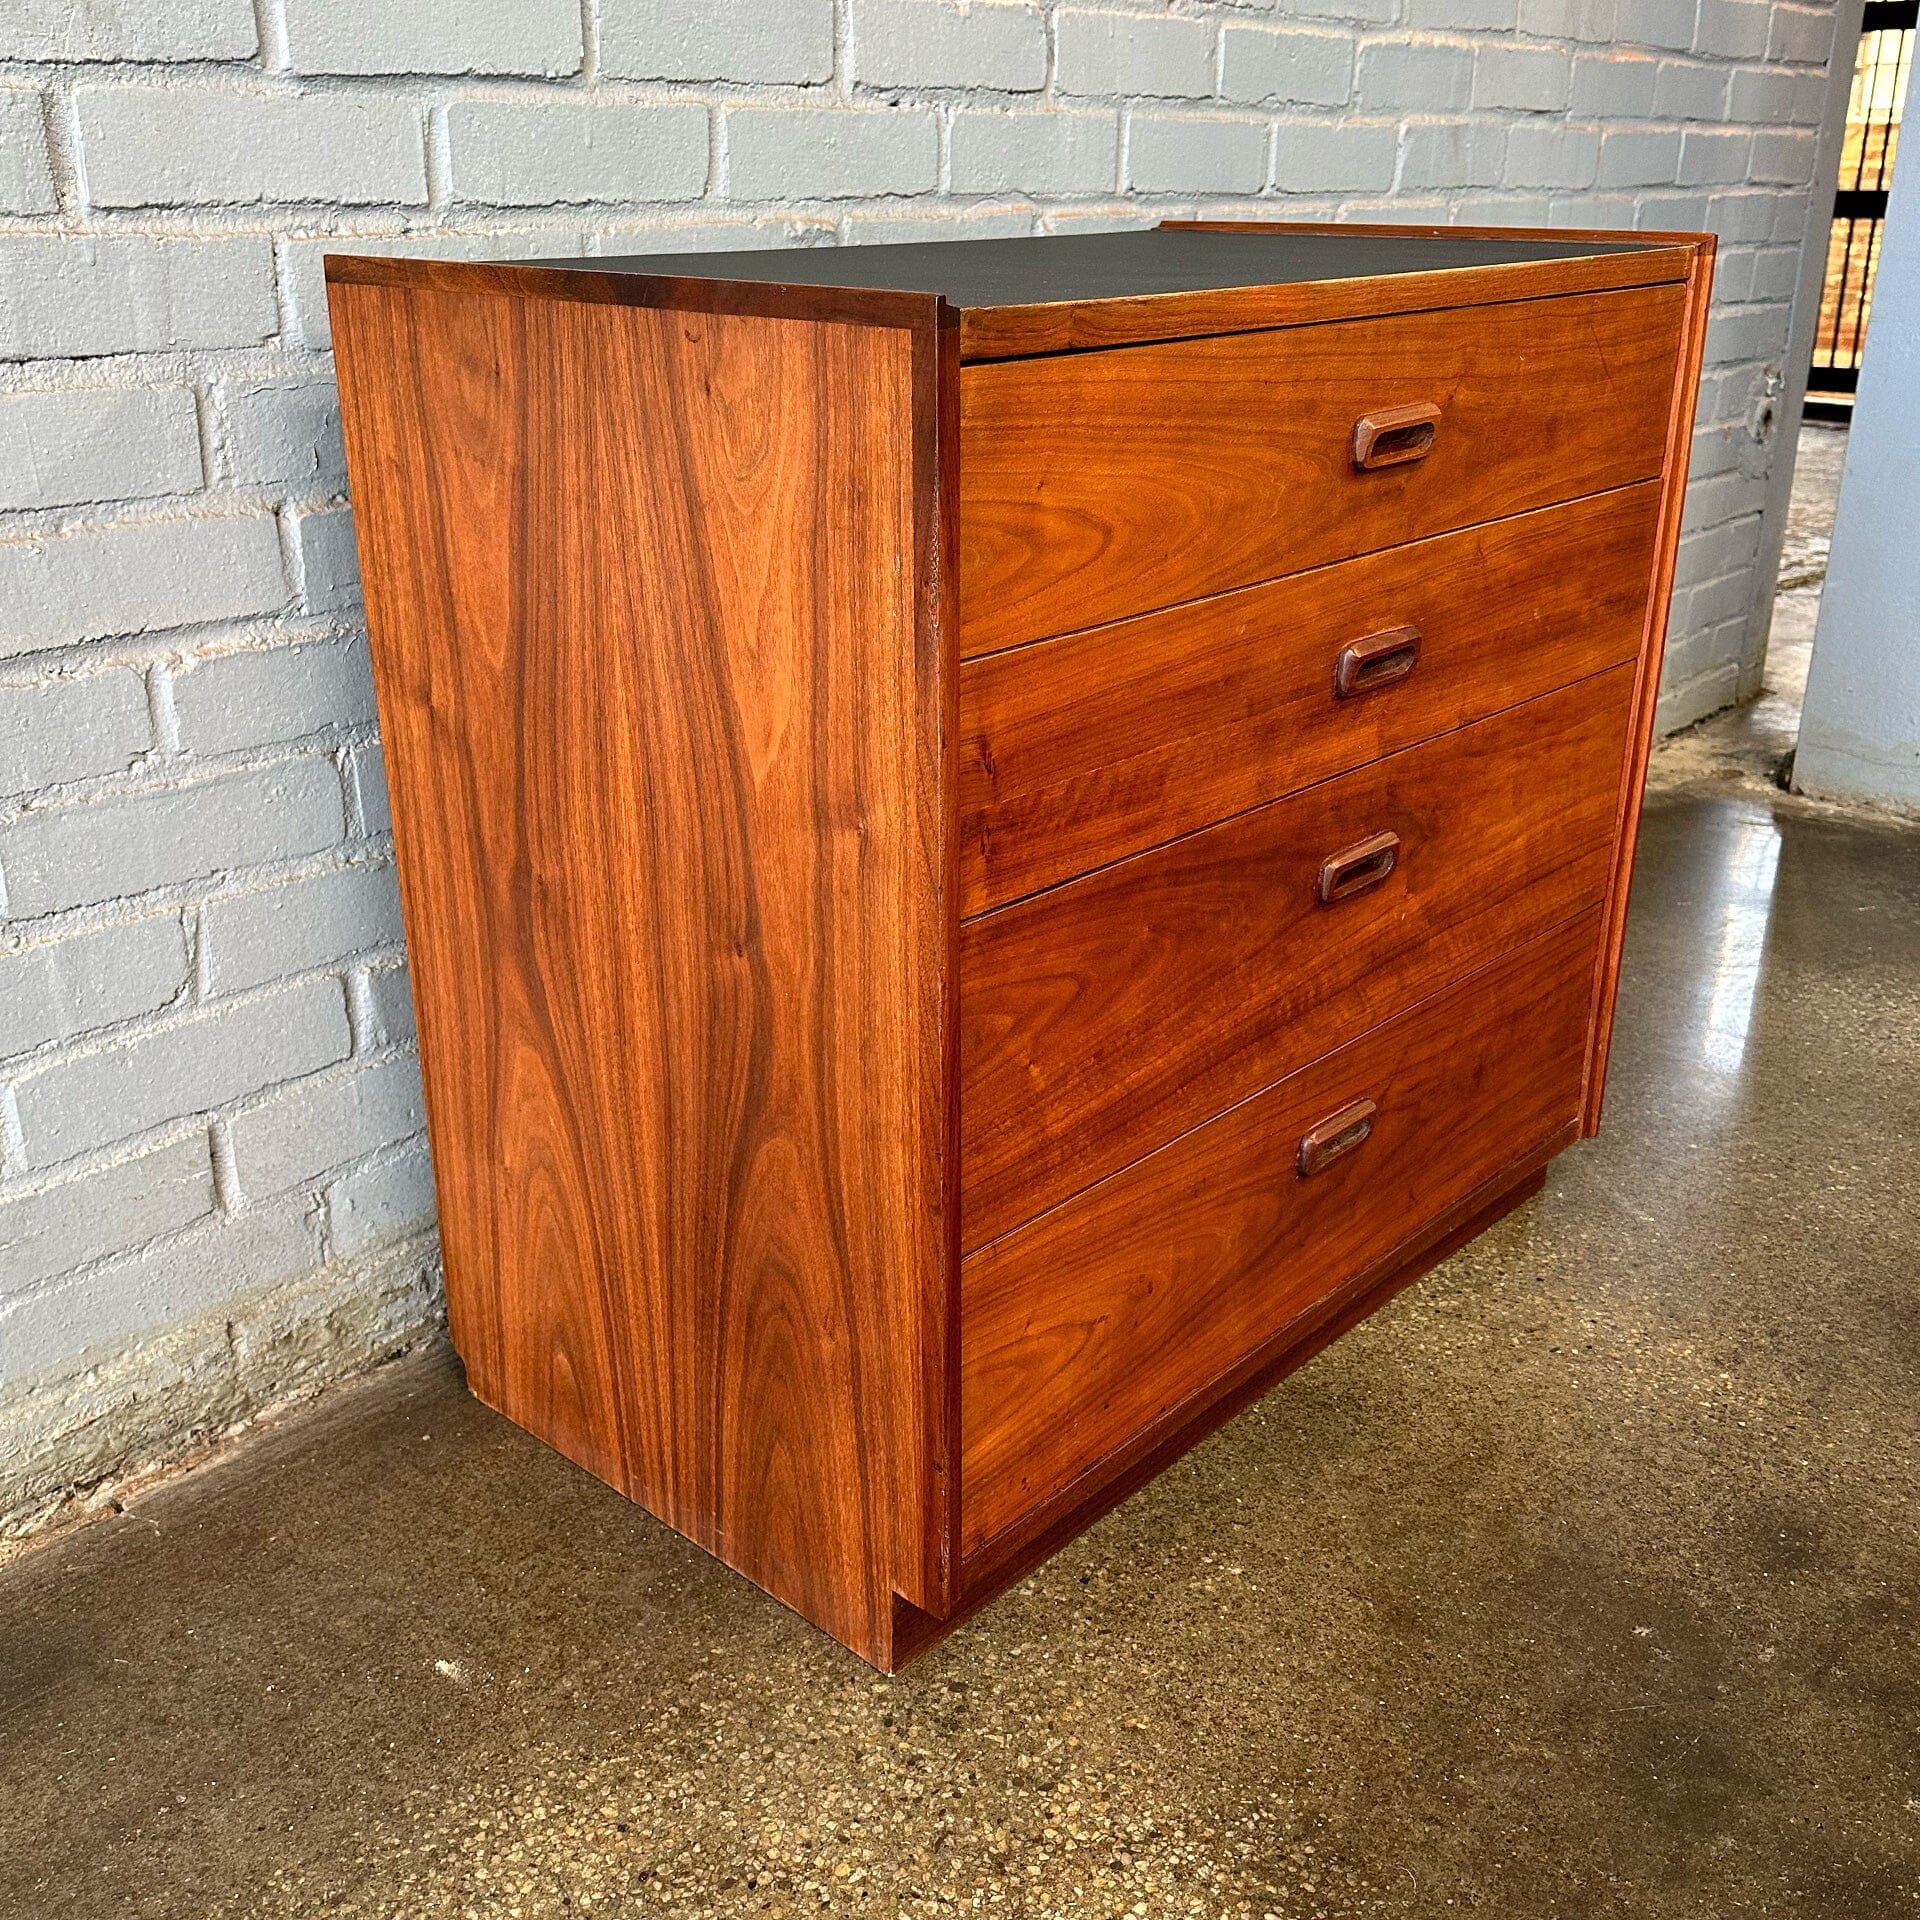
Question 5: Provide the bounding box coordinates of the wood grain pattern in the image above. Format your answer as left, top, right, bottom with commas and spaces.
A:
1581, 238, 1718, 1133
328, 276, 951, 1665
960, 912, 1597, 1557
958, 482, 1662, 915
959, 283, 1687, 654
955, 245, 1691, 360
960, 667, 1636, 1253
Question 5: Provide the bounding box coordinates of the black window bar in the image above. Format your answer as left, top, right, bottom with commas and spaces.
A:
1808, 0, 1916, 421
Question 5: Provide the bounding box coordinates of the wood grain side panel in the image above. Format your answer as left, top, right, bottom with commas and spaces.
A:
960, 911, 1600, 1558
329, 281, 947, 1664
959, 483, 1662, 915
959, 283, 1688, 655
960, 666, 1636, 1253
1582, 240, 1717, 1133
955, 247, 1692, 360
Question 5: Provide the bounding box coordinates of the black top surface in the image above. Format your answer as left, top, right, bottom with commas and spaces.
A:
546, 227, 1656, 309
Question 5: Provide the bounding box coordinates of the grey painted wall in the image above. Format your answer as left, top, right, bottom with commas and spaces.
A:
0, 0, 1850, 1530
1795, 107, 1920, 807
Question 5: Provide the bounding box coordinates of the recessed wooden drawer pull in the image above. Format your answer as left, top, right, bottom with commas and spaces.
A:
1296, 1097, 1378, 1178
1352, 402, 1441, 471
1316, 830, 1400, 904
1334, 624, 1421, 698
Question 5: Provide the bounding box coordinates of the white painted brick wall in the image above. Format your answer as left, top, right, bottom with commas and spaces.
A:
855, 0, 1050, 92
0, 666, 152, 788
201, 861, 403, 995
0, 513, 286, 655
0, 914, 187, 1054
2, 1136, 213, 1294
601, 0, 838, 85
727, 106, 944, 200
3, 760, 345, 916
950, 108, 1121, 193
0, 387, 202, 510
219, 380, 346, 492
0, 2, 259, 66
1221, 27, 1358, 109
282, 0, 585, 79
446, 99, 710, 205
0, 0, 1847, 1527
228, 1050, 423, 1198
0, 235, 279, 356
76, 87, 432, 209
171, 639, 376, 756
1055, 9, 1215, 96
1128, 112, 1270, 193
14, 974, 351, 1165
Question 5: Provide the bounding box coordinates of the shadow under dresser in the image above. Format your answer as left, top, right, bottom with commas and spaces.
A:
326, 220, 1715, 1669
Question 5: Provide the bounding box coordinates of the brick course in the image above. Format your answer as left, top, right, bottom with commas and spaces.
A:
75, 87, 430, 208
14, 973, 351, 1166
0, 236, 278, 358
600, 0, 837, 85
1220, 26, 1358, 109
0, 0, 257, 65
854, 1, 1048, 93
0, 913, 188, 1056
445, 99, 709, 205
282, 0, 583, 79
0, 667, 152, 792
0, 0, 1848, 1526
0, 388, 203, 511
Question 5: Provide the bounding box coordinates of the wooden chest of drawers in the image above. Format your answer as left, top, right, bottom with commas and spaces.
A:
328, 221, 1712, 1670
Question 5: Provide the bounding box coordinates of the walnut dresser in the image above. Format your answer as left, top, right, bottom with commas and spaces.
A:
327, 221, 1714, 1670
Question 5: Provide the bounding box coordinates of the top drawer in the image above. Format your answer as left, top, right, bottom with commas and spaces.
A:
959, 282, 1686, 656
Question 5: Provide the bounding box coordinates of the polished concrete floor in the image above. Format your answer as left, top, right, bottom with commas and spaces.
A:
5, 787, 1919, 1917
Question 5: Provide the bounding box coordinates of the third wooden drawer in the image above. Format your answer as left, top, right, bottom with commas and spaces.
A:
959, 482, 1661, 916
960, 663, 1636, 1253
959, 907, 1601, 1560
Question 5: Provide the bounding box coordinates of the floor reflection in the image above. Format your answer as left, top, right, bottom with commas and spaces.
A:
1696, 809, 1782, 1078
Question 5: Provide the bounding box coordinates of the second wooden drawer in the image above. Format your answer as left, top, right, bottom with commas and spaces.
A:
959, 482, 1661, 915
961, 664, 1635, 1252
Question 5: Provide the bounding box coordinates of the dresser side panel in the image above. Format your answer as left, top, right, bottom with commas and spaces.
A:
328, 280, 949, 1663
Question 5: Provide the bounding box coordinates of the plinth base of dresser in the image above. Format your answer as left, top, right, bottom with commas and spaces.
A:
885, 1141, 1564, 1673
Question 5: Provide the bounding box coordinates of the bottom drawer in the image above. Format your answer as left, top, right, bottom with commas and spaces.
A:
959, 908, 1601, 1561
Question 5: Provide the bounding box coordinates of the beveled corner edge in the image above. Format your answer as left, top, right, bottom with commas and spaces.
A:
322, 252, 950, 334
